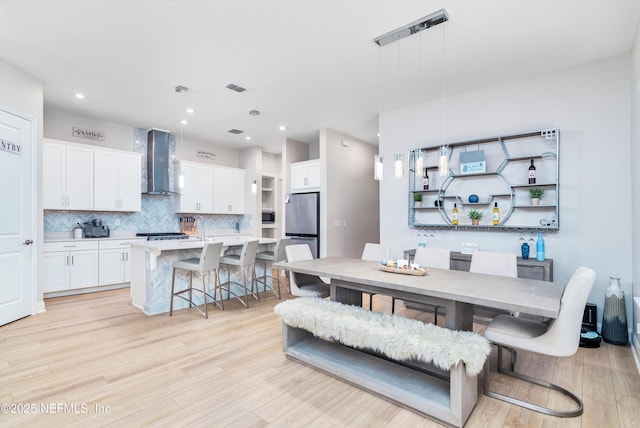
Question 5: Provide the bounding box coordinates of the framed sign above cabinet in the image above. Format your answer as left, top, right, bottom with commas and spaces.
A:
408, 128, 559, 232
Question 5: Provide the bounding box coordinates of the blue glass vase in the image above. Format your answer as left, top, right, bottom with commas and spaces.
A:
521, 242, 529, 259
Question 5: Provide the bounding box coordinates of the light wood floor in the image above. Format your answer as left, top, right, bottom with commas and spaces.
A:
1, 282, 639, 427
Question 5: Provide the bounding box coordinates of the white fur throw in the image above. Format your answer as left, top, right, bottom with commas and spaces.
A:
274, 298, 490, 376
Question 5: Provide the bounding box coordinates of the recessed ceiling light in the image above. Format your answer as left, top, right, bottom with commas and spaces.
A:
245, 136, 251, 141
75, 93, 85, 99
186, 107, 194, 114
180, 119, 187, 125
279, 125, 286, 131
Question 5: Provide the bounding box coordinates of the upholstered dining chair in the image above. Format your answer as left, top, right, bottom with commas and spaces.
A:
284, 244, 330, 298
255, 238, 292, 299
391, 247, 450, 324
219, 239, 259, 308
483, 266, 596, 417
469, 250, 518, 321
169, 241, 223, 318
361, 242, 391, 310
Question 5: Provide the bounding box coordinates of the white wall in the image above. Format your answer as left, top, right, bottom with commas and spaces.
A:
44, 109, 242, 167
0, 58, 44, 311
630, 21, 640, 359
321, 128, 380, 258
380, 54, 632, 324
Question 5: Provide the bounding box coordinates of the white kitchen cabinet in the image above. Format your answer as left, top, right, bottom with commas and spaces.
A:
94, 149, 142, 212
43, 140, 94, 210
213, 166, 245, 214
43, 241, 99, 292
99, 239, 134, 285
290, 159, 320, 193
175, 160, 215, 213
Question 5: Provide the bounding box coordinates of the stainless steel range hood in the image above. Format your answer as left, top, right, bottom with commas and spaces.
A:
143, 128, 180, 195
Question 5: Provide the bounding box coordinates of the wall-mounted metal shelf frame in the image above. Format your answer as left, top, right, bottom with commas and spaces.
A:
408, 128, 559, 232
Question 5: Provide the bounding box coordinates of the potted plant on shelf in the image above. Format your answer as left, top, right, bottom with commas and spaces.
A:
467, 209, 483, 225
529, 188, 544, 205
413, 193, 423, 208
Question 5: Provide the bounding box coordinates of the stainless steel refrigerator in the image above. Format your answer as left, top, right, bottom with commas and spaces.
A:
285, 192, 319, 258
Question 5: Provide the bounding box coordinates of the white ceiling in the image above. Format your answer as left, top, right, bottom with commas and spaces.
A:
1, 1, 638, 154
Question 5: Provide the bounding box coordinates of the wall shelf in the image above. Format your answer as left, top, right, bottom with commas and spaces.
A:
408, 128, 559, 231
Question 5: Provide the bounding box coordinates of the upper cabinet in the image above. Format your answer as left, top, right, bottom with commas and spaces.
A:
94, 149, 142, 212
290, 159, 320, 193
43, 140, 94, 210
43, 139, 142, 212
174, 160, 215, 213
175, 160, 245, 214
213, 166, 245, 214
408, 128, 559, 231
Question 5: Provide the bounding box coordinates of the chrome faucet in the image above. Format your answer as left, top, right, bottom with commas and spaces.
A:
235, 221, 240, 234
195, 216, 205, 241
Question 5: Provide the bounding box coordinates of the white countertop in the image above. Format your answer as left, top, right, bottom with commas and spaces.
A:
131, 235, 276, 253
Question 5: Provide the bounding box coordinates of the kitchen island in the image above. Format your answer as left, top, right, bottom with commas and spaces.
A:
130, 235, 275, 315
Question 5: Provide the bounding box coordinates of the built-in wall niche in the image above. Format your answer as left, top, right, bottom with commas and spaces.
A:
409, 128, 559, 231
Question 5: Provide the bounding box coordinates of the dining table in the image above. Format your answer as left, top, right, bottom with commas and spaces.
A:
274, 256, 565, 331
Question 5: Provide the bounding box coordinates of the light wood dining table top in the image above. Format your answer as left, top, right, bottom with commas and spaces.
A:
274, 256, 564, 319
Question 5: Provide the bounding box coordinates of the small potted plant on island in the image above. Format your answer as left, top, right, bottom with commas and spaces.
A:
467, 209, 483, 225
529, 188, 544, 205
413, 193, 423, 208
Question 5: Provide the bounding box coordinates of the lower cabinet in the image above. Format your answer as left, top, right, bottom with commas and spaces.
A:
43, 241, 99, 292
44, 238, 139, 293
403, 249, 553, 281
98, 240, 133, 285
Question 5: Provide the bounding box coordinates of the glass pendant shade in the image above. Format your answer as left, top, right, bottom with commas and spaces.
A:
374, 155, 383, 180
251, 180, 257, 195
415, 150, 424, 177
394, 152, 403, 179
438, 145, 449, 176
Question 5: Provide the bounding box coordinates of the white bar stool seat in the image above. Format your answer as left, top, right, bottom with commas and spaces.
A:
219, 239, 259, 308
255, 238, 291, 299
169, 241, 223, 318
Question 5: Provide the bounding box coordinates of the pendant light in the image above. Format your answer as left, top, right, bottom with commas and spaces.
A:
415, 150, 424, 177
374, 155, 384, 181
438, 15, 449, 177
394, 152, 403, 179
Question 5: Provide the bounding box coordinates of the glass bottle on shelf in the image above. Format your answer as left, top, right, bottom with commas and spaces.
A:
422, 168, 429, 190
528, 159, 536, 184
452, 203, 459, 225
492, 202, 500, 226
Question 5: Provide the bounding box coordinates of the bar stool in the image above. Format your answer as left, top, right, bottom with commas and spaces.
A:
219, 239, 259, 308
255, 238, 291, 299
169, 241, 223, 319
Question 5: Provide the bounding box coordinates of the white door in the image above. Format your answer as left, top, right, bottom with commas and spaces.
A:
0, 107, 34, 326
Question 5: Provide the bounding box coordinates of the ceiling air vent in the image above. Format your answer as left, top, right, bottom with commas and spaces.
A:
228, 129, 244, 134
225, 83, 246, 93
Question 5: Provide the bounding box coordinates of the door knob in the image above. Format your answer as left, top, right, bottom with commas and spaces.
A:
23, 239, 33, 245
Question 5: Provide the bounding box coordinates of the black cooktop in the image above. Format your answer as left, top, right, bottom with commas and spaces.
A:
136, 232, 189, 241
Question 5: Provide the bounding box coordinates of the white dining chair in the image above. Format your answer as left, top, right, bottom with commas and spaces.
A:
169, 241, 223, 318
361, 243, 391, 310
483, 266, 596, 417
284, 244, 330, 298
469, 250, 518, 321
392, 247, 450, 324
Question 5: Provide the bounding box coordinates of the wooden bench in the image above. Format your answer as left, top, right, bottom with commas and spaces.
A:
274, 298, 491, 427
